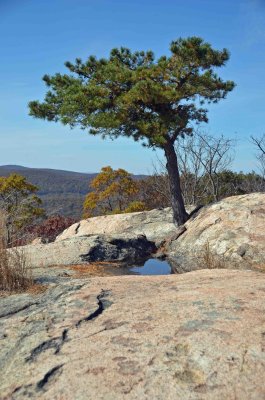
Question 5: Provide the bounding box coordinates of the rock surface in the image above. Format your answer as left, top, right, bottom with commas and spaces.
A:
18, 234, 156, 269
56, 207, 178, 245
167, 193, 265, 272
0, 269, 265, 399
16, 193, 265, 271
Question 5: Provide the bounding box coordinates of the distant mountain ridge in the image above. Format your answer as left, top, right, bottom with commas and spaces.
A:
0, 165, 30, 170
0, 165, 145, 218
0, 165, 99, 218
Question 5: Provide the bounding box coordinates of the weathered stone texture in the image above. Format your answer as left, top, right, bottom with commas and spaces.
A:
18, 234, 156, 268
0, 269, 264, 399
56, 207, 177, 245
167, 193, 265, 272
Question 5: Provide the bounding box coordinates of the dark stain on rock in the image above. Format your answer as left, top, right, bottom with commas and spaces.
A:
180, 319, 215, 332
194, 383, 208, 393
0, 301, 39, 319
86, 367, 106, 375
82, 235, 156, 263
117, 360, 141, 375
174, 368, 205, 385
113, 356, 127, 362
131, 322, 150, 333
192, 300, 204, 307
111, 335, 140, 347
104, 319, 127, 330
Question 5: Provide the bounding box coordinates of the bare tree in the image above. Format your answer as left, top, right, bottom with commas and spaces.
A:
150, 158, 171, 205
186, 132, 234, 201
150, 131, 234, 206
175, 131, 234, 202
239, 172, 265, 193
175, 134, 207, 204
251, 134, 265, 180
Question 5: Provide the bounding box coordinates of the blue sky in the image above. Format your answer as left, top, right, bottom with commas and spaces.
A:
0, 0, 264, 173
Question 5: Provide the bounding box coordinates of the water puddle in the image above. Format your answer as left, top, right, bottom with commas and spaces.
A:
34, 258, 172, 285
129, 258, 172, 275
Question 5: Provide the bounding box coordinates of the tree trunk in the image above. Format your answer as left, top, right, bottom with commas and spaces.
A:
164, 141, 189, 226
208, 174, 218, 202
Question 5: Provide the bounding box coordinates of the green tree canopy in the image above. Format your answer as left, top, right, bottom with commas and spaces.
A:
0, 174, 45, 243
29, 36, 235, 225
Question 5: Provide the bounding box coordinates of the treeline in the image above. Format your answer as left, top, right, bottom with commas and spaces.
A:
142, 131, 265, 208
0, 132, 264, 245
0, 167, 264, 245
139, 170, 265, 210
0, 166, 145, 217
40, 193, 86, 218
0, 166, 98, 218
83, 131, 265, 214
83, 168, 265, 216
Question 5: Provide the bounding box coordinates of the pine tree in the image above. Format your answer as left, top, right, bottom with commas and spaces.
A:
29, 37, 235, 225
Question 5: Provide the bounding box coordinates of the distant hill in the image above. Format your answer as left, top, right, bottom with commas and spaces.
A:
0, 165, 98, 218
0, 165, 146, 219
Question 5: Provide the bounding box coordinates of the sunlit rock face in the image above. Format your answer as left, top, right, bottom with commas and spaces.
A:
55, 207, 179, 246
167, 193, 265, 273
16, 193, 265, 272
1, 269, 265, 399
17, 234, 156, 268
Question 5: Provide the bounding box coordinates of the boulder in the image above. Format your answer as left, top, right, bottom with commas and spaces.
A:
18, 234, 156, 268
167, 193, 265, 272
56, 207, 179, 246
1, 269, 265, 399
14, 193, 265, 272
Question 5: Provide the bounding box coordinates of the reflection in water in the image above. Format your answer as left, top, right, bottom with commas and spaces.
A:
34, 258, 172, 284
129, 258, 171, 276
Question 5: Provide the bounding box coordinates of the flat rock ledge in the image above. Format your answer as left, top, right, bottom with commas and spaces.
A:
56, 207, 179, 246
1, 269, 265, 399
21, 193, 265, 271
16, 234, 156, 269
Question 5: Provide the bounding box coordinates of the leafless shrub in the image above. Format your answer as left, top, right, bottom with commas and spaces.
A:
176, 131, 234, 202
151, 157, 171, 204
0, 212, 32, 292
251, 134, 265, 182
150, 131, 234, 206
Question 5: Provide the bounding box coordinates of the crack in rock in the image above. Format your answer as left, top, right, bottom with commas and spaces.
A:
0, 301, 39, 319
26, 329, 68, 363
0, 288, 113, 399
74, 223, 81, 235
37, 364, 64, 390
11, 364, 64, 397
75, 289, 112, 328
25, 290, 112, 364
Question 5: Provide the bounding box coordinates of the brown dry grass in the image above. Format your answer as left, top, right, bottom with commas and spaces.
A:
251, 264, 265, 273
47, 261, 127, 278
198, 241, 227, 270
70, 262, 121, 277
26, 283, 48, 294
0, 212, 33, 292
198, 241, 265, 273
69, 261, 126, 277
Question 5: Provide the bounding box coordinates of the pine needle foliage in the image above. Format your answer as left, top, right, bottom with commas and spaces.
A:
29, 37, 235, 225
